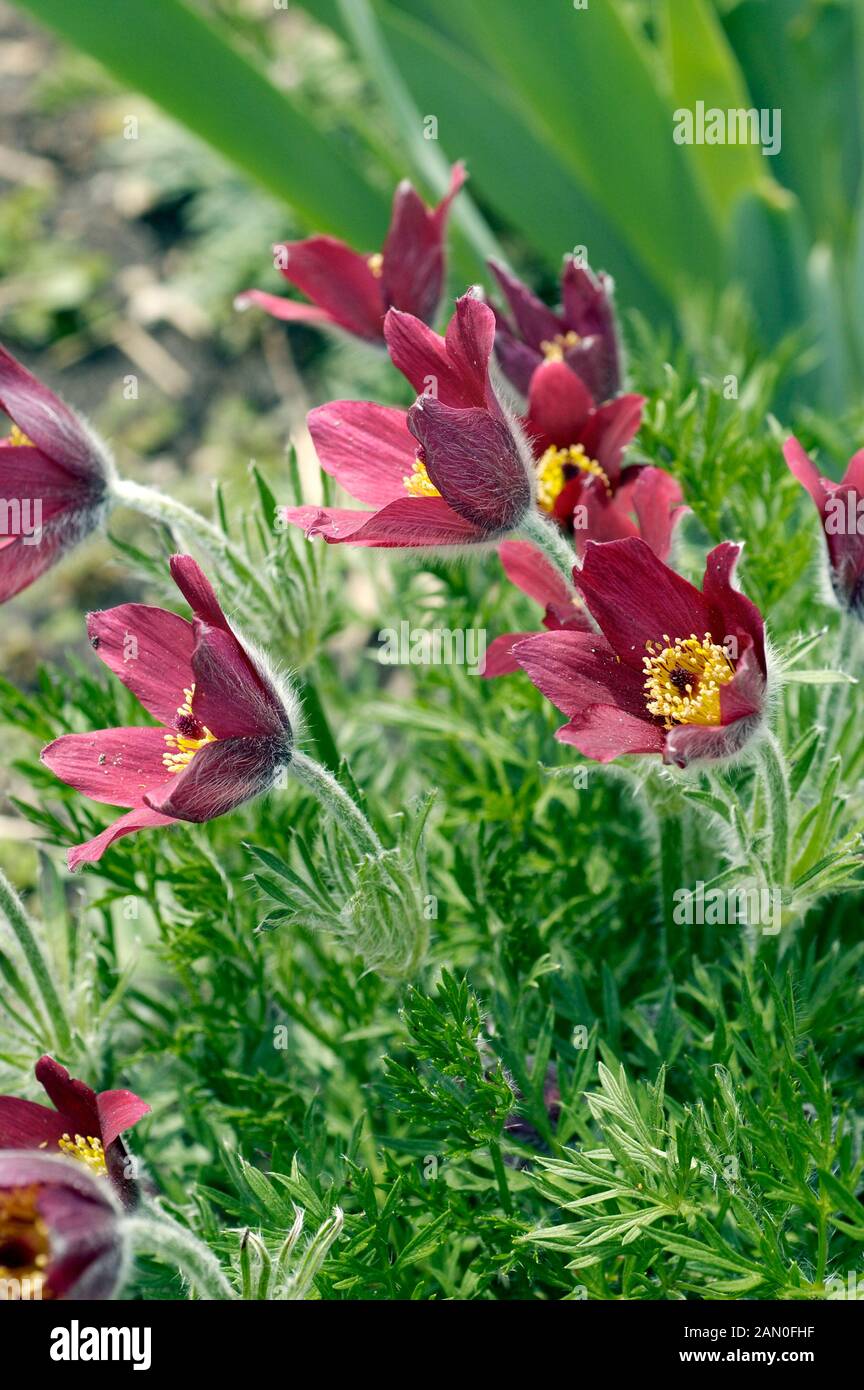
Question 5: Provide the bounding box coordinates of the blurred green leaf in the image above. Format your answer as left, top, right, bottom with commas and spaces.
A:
15, 0, 390, 243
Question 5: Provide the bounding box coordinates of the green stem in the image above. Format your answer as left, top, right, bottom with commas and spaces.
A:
757, 731, 790, 889
290, 750, 384, 857
0, 869, 71, 1052
127, 1210, 234, 1300
654, 807, 684, 972
489, 1139, 513, 1215
518, 509, 581, 588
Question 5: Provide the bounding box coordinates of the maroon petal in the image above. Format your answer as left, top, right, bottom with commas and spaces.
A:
488, 260, 562, 351
701, 542, 766, 675
408, 397, 530, 532
144, 735, 284, 823
526, 360, 593, 450
0, 343, 107, 482
577, 537, 713, 670
385, 294, 495, 408
283, 498, 487, 547
494, 329, 542, 396
480, 631, 533, 678
663, 712, 762, 768
34, 1056, 100, 1137
235, 289, 334, 325
841, 448, 864, 491
87, 604, 195, 725
307, 401, 415, 506
498, 539, 576, 613
578, 483, 640, 550
0, 442, 95, 517
96, 1089, 150, 1152
0, 524, 77, 603
41, 727, 172, 808
631, 466, 686, 561
579, 394, 645, 482
560, 260, 621, 399
273, 235, 384, 339
783, 436, 829, 516
381, 162, 466, 323
0, 1097, 68, 1148
557, 705, 665, 762
67, 805, 178, 871
513, 629, 648, 720
169, 553, 231, 631
190, 624, 290, 739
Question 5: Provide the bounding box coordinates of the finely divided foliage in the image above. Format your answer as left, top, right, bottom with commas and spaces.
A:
0, 0, 862, 1306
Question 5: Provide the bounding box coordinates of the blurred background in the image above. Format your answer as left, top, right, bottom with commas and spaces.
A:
1, 0, 862, 859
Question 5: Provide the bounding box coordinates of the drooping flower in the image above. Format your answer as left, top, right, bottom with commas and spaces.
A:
482, 540, 592, 677
41, 555, 298, 869
784, 436, 864, 618
0, 1149, 125, 1300
236, 164, 466, 340
514, 538, 768, 767
489, 255, 622, 402
0, 343, 111, 602
0, 1056, 149, 1209
285, 294, 533, 547
524, 358, 683, 554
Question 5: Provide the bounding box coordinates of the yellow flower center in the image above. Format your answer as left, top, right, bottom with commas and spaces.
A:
540, 330, 581, 362
163, 685, 217, 774
57, 1133, 108, 1177
403, 457, 441, 499
536, 443, 611, 512
6, 424, 34, 447
642, 633, 735, 729
367, 252, 384, 279
0, 1185, 50, 1297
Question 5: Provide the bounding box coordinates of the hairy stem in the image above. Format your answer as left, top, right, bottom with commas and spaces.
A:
290, 750, 384, 857
757, 731, 790, 889
127, 1210, 234, 1301
518, 508, 581, 588
0, 869, 71, 1053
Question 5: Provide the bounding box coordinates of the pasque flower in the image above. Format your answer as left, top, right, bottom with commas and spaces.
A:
0, 1150, 125, 1300
0, 1056, 149, 1209
41, 554, 298, 869
490, 255, 622, 403
0, 343, 111, 603
524, 358, 682, 554
514, 538, 768, 767
784, 436, 864, 617
286, 293, 533, 547
237, 163, 466, 340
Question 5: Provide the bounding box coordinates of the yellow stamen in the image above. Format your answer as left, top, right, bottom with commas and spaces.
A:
0, 1186, 50, 1297
162, 685, 217, 774
367, 252, 384, 279
540, 330, 581, 362
403, 457, 441, 498
536, 443, 611, 512
642, 632, 735, 729
6, 424, 34, 447
58, 1133, 108, 1177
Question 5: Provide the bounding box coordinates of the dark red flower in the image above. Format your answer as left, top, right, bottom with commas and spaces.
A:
41, 554, 297, 869
0, 1149, 125, 1300
514, 539, 768, 767
490, 255, 621, 402
0, 343, 110, 602
285, 294, 532, 547
524, 358, 683, 555
784, 435, 864, 617
237, 164, 466, 340
482, 541, 592, 677
0, 1056, 149, 1209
